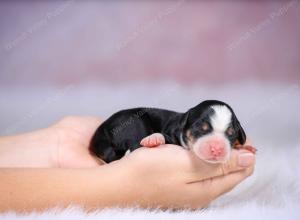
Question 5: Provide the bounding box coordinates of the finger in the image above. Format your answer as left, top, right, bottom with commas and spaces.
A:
186, 166, 254, 206
235, 145, 257, 154
206, 165, 254, 199
62, 154, 106, 168
185, 149, 255, 182
245, 137, 252, 145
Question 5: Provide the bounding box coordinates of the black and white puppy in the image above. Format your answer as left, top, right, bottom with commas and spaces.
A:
90, 100, 251, 163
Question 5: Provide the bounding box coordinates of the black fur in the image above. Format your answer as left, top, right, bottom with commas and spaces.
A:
89, 100, 246, 163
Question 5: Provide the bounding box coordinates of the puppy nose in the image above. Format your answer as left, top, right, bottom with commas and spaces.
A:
209, 142, 225, 158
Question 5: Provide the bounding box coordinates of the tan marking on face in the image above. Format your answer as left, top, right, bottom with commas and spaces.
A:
185, 129, 195, 147
201, 122, 209, 132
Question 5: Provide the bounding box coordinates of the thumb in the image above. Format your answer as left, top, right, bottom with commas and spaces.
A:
189, 149, 255, 181
218, 149, 255, 176
185, 149, 255, 206
202, 164, 255, 200
193, 149, 255, 201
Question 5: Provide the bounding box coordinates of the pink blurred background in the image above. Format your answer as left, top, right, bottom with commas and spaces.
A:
0, 0, 299, 138
0, 0, 299, 86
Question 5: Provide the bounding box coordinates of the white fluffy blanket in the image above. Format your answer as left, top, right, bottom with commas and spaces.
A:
1, 82, 300, 219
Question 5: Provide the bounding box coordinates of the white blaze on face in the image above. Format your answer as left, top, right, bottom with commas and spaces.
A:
191, 105, 233, 163
210, 105, 232, 133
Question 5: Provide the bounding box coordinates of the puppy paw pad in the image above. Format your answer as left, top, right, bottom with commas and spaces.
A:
140, 133, 165, 148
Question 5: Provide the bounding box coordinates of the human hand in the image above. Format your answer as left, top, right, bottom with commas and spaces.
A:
0, 116, 106, 168
0, 144, 255, 211
50, 116, 105, 168
0, 116, 255, 210
112, 144, 255, 209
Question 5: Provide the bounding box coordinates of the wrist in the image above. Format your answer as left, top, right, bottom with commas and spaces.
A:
0, 128, 58, 167
80, 162, 134, 209
93, 158, 167, 209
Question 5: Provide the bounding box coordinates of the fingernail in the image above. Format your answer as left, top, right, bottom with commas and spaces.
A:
238, 152, 255, 167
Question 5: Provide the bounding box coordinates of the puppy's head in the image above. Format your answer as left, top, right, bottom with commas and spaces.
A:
180, 100, 246, 163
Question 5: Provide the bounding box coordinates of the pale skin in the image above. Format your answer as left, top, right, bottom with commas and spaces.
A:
0, 116, 255, 212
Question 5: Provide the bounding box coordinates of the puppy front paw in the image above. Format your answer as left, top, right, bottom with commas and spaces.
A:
140, 133, 165, 148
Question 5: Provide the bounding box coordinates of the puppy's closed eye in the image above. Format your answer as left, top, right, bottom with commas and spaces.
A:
200, 122, 210, 132
226, 126, 234, 136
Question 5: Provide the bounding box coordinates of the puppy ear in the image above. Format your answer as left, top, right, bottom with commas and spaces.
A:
236, 120, 246, 145
180, 112, 190, 131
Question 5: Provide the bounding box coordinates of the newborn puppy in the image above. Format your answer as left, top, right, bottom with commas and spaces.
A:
90, 100, 255, 163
